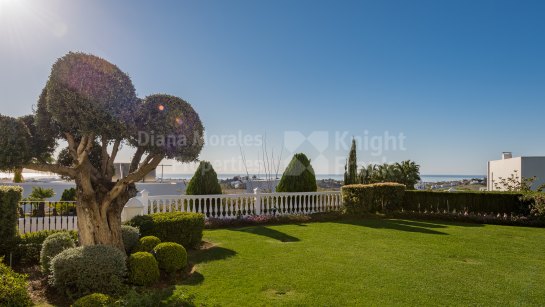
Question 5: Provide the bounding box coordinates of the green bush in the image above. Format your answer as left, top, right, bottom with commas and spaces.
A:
40, 232, 76, 274
72, 293, 114, 307
116, 289, 195, 307
50, 245, 127, 299
402, 191, 530, 214
128, 212, 204, 249
153, 242, 187, 273
0, 186, 23, 257
122, 225, 140, 254
0, 258, 32, 307
51, 201, 77, 216
128, 252, 160, 286
276, 153, 317, 192
14, 230, 78, 265
342, 183, 406, 214
60, 187, 77, 201
186, 161, 222, 195
135, 236, 161, 252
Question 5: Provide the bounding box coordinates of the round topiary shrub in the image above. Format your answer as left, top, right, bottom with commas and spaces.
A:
50, 245, 127, 299
136, 236, 161, 252
127, 252, 160, 286
72, 293, 114, 307
40, 231, 76, 274
0, 260, 32, 307
153, 242, 187, 273
121, 225, 140, 254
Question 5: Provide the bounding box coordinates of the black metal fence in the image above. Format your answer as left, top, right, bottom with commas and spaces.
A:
17, 201, 78, 234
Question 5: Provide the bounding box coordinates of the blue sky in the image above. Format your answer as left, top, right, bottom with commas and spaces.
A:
1, 0, 544, 175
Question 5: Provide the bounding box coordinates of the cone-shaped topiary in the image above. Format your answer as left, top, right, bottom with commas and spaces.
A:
186, 161, 222, 195
276, 153, 317, 192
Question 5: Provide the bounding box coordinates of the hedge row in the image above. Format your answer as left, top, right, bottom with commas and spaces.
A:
127, 212, 205, 249
342, 183, 406, 214
0, 186, 23, 257
341, 184, 532, 215
402, 191, 531, 215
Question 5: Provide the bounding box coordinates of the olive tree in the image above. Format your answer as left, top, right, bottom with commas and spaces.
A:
0, 52, 204, 249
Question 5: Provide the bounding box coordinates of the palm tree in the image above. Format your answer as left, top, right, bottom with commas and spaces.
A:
394, 160, 421, 189
26, 187, 55, 217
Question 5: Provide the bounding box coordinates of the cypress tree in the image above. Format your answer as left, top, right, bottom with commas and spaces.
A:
186, 161, 222, 195
276, 153, 317, 192
344, 138, 358, 185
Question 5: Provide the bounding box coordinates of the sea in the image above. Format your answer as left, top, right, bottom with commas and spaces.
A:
1, 172, 484, 183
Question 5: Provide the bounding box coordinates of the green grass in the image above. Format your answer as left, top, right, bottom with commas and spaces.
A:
175, 218, 545, 306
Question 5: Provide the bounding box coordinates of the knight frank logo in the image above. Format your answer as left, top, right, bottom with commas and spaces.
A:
283, 131, 329, 153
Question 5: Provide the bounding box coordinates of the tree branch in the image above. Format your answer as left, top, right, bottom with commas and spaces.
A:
24, 162, 76, 178
129, 147, 145, 173
103, 153, 163, 208
106, 139, 121, 178
64, 132, 78, 160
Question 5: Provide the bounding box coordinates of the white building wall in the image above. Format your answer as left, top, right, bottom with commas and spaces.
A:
488, 157, 521, 191
488, 156, 545, 191
520, 157, 545, 190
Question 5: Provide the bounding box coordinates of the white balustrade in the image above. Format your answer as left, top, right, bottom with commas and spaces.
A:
121, 190, 343, 221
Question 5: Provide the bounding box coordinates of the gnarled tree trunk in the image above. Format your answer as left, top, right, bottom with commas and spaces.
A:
76, 181, 137, 251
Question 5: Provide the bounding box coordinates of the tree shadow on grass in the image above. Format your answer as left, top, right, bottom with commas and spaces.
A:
229, 226, 300, 242
335, 218, 449, 235
190, 246, 237, 264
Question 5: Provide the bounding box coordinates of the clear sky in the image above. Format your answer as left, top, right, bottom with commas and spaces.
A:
1, 0, 544, 175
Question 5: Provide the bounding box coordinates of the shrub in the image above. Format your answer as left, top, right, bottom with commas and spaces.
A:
342, 183, 405, 214
128, 212, 204, 249
14, 230, 78, 265
153, 242, 187, 273
40, 232, 76, 273
0, 258, 32, 307
72, 293, 114, 307
135, 236, 161, 252
403, 191, 530, 214
122, 225, 140, 254
522, 193, 545, 219
0, 186, 23, 257
60, 187, 77, 201
52, 201, 77, 216
186, 161, 222, 195
116, 289, 195, 307
128, 252, 160, 286
50, 245, 127, 299
276, 153, 317, 192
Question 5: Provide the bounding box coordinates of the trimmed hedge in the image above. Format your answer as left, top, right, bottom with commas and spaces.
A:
40, 232, 76, 274
128, 252, 160, 286
50, 245, 127, 299
72, 293, 114, 307
0, 258, 32, 307
121, 225, 140, 254
153, 242, 187, 273
0, 186, 23, 256
128, 212, 204, 249
15, 230, 78, 265
342, 183, 406, 214
135, 236, 161, 253
402, 191, 531, 214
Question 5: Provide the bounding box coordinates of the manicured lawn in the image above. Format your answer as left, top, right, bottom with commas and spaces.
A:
175, 218, 545, 306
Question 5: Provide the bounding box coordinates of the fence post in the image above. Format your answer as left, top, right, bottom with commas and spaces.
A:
140, 190, 149, 215
254, 188, 261, 215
